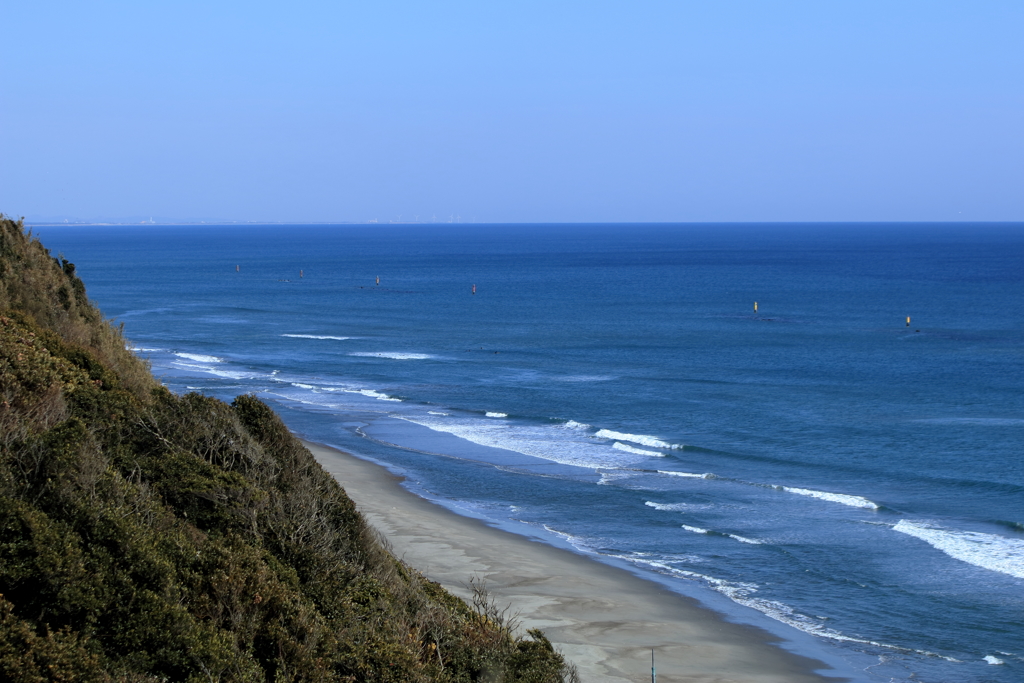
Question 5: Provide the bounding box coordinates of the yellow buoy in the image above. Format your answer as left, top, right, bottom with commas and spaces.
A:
753, 301, 758, 313
906, 316, 911, 327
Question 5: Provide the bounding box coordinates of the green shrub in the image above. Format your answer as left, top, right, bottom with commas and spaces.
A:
0, 216, 577, 682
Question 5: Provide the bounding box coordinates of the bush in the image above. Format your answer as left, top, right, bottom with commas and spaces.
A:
0, 216, 577, 681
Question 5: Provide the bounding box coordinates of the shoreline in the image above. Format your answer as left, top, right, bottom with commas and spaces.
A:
304, 439, 850, 683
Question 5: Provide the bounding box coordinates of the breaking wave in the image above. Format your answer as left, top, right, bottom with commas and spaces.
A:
645, 501, 695, 512
658, 470, 715, 479
594, 429, 683, 450
893, 520, 1024, 579
597, 471, 640, 485
679, 525, 763, 544
728, 533, 763, 545
399, 416, 642, 469
305, 386, 402, 402
613, 442, 663, 457
618, 555, 959, 661
282, 334, 351, 340
337, 388, 401, 402
175, 352, 222, 363
779, 486, 879, 510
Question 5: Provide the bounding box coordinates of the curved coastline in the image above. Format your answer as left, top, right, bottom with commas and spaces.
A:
303, 439, 851, 683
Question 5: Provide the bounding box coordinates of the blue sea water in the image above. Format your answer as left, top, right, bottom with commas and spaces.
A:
36, 223, 1023, 682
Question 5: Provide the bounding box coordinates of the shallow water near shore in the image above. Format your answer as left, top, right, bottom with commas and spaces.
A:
37, 222, 1024, 682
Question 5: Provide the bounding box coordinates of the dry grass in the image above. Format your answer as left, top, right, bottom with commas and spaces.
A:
0, 216, 156, 399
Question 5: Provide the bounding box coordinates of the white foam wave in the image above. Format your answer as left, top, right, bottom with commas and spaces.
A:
132, 347, 165, 352
613, 442, 663, 457
399, 416, 660, 469
317, 386, 398, 402
428, 411, 448, 416
645, 501, 694, 512
595, 429, 683, 450
679, 524, 762, 544
342, 388, 401, 402
984, 655, 1004, 665
169, 360, 259, 380
893, 520, 1024, 579
541, 525, 594, 553
175, 352, 222, 363
598, 471, 639, 485
560, 420, 591, 430
728, 533, 763, 545
780, 486, 879, 510
291, 383, 315, 390
204, 368, 259, 380
619, 555, 959, 660
350, 352, 433, 360
485, 412, 507, 418
659, 470, 714, 479
282, 334, 351, 340
171, 361, 210, 370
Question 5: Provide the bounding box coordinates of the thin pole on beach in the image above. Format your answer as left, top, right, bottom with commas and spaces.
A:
651, 648, 655, 683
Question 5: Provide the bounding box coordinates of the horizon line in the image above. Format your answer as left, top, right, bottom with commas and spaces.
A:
20, 219, 1024, 227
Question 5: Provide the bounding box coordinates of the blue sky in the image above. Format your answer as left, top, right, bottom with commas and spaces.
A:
2, 1, 1022, 223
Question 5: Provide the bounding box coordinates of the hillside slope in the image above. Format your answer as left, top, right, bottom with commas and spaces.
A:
0, 217, 577, 683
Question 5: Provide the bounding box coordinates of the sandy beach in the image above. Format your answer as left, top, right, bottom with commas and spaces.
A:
305, 440, 847, 683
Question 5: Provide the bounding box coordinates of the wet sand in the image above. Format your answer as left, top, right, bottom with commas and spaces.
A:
305, 440, 847, 683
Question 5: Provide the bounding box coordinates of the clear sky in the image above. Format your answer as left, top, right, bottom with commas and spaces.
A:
2, 1, 1022, 224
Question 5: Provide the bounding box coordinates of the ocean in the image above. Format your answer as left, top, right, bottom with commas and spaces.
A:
36, 223, 1023, 682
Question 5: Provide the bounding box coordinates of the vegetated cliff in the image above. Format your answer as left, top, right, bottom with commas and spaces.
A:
0, 217, 578, 683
